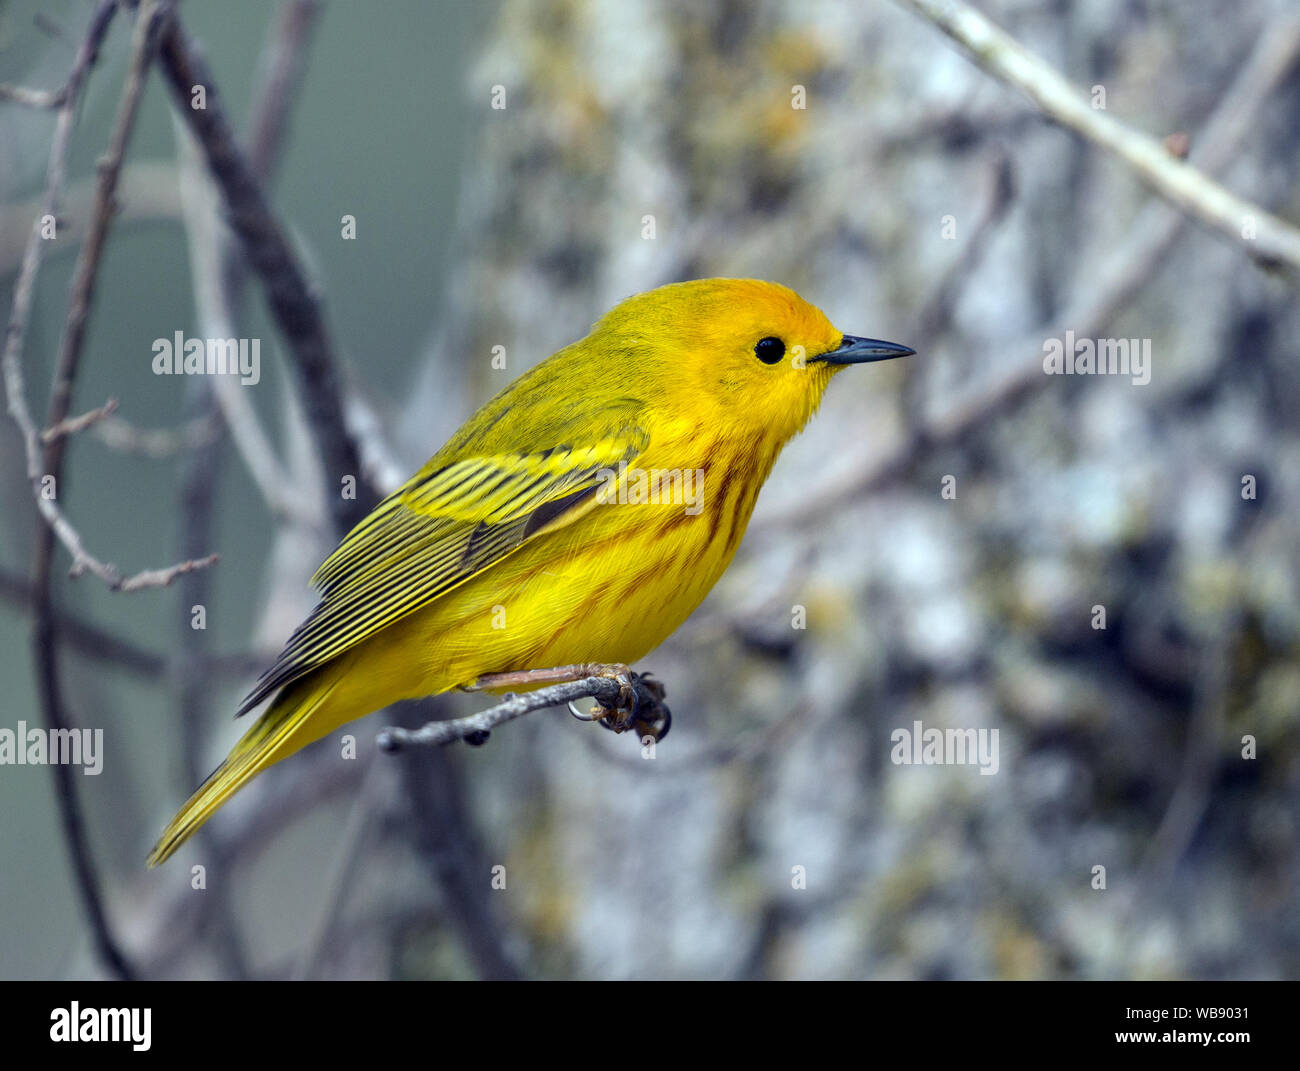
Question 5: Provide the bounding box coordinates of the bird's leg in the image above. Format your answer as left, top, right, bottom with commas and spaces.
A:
467, 662, 641, 732
463, 664, 598, 692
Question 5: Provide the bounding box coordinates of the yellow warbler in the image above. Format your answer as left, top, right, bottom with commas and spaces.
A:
148, 278, 913, 866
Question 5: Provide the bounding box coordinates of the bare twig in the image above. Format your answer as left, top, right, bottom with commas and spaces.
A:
896, 0, 1300, 271
109, 552, 220, 592
157, 13, 378, 535
245, 0, 322, 179
0, 83, 68, 109
377, 673, 669, 751
91, 410, 221, 457
41, 397, 118, 442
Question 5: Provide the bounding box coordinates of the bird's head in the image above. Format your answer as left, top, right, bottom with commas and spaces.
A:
591, 278, 913, 447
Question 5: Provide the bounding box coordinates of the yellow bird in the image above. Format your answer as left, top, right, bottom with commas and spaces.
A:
148, 278, 913, 866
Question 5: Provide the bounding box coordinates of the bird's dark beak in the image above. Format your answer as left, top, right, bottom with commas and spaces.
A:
812, 335, 916, 365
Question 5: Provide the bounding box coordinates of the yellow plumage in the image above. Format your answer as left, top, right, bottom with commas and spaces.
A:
148, 278, 912, 866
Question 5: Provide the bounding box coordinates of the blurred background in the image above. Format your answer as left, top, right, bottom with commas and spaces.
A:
1, 0, 1298, 980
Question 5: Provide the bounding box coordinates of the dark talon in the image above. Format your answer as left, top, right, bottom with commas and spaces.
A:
629, 672, 671, 742
463, 729, 491, 746
588, 667, 672, 742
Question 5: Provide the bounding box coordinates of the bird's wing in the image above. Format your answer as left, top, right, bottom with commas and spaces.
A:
236, 425, 649, 715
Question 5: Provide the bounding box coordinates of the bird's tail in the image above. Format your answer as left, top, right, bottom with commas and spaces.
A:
147, 666, 345, 867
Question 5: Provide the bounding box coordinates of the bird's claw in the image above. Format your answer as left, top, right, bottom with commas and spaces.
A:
596, 668, 671, 742
593, 664, 638, 732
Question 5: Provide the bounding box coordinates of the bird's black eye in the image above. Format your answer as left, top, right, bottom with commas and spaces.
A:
755, 336, 786, 364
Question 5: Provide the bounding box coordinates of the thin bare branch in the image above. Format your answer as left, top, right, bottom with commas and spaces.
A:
897, 0, 1300, 271
91, 410, 221, 457
41, 396, 118, 442
0, 83, 67, 109
109, 552, 220, 593
245, 0, 323, 179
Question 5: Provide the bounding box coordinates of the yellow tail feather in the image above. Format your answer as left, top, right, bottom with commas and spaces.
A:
147, 668, 344, 867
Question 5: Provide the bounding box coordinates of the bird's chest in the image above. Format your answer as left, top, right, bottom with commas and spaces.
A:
545, 437, 772, 644
442, 433, 777, 671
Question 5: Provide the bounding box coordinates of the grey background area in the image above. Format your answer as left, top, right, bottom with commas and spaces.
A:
1, 0, 1298, 979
